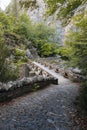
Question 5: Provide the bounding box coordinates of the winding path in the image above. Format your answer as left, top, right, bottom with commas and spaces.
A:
0, 62, 80, 130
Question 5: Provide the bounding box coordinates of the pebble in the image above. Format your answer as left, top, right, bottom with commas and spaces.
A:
0, 73, 80, 130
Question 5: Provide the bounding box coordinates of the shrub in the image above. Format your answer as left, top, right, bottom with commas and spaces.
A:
80, 81, 87, 111
15, 48, 26, 57
64, 12, 87, 111
0, 26, 18, 82
58, 47, 72, 60
39, 42, 57, 57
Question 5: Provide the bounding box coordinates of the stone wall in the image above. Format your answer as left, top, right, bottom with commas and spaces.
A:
0, 76, 58, 102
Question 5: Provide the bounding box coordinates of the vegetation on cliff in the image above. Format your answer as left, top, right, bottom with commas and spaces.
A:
19, 0, 87, 110
0, 0, 87, 110
0, 9, 59, 82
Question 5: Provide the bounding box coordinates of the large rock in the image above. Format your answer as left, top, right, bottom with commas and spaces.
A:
19, 64, 32, 78
26, 49, 33, 58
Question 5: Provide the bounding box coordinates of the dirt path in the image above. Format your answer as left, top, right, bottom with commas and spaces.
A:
0, 63, 80, 130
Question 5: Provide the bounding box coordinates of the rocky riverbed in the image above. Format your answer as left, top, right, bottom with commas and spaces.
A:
0, 74, 81, 130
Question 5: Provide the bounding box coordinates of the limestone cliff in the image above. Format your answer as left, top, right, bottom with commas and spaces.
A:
27, 0, 64, 44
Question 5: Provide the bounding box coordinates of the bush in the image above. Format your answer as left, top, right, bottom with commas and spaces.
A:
0, 11, 15, 31
0, 26, 18, 82
0, 28, 8, 81
14, 13, 33, 40
39, 42, 57, 57
0, 11, 59, 82
58, 47, 72, 60
64, 12, 87, 111
22, 56, 28, 62
0, 64, 19, 82
15, 48, 26, 57
65, 13, 87, 75
80, 81, 87, 111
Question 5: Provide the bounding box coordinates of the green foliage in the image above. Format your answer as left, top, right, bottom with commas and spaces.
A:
64, 12, 87, 110
0, 29, 8, 72
0, 28, 18, 82
0, 11, 10, 29
33, 83, 40, 91
80, 81, 87, 111
1, 65, 19, 82
13, 48, 28, 64
65, 12, 87, 75
58, 0, 82, 25
31, 23, 58, 57
0, 11, 20, 82
0, 10, 59, 82
33, 23, 54, 41
19, 0, 87, 113
58, 47, 72, 60
46, 0, 65, 15
14, 14, 58, 57
19, 0, 37, 9
14, 13, 33, 40
39, 43, 57, 57
39, 43, 55, 57
6, 0, 19, 18
15, 48, 26, 57
46, 0, 87, 25
0, 11, 15, 31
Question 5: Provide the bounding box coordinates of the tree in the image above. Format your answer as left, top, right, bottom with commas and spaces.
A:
14, 13, 33, 40
19, 0, 37, 9
0, 12, 18, 82
0, 25, 9, 82
14, 0, 18, 18
0, 11, 16, 31
65, 12, 87, 75
32, 23, 58, 57
6, 0, 19, 18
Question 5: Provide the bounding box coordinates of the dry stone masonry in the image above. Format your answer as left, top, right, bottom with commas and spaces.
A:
0, 60, 58, 102
0, 76, 58, 102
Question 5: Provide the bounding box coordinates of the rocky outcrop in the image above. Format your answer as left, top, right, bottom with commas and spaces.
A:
27, 0, 45, 22
5, 32, 39, 59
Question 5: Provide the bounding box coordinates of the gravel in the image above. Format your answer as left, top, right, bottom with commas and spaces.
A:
0, 71, 80, 130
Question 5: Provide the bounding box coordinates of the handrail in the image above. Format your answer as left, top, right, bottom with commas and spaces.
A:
33, 61, 59, 79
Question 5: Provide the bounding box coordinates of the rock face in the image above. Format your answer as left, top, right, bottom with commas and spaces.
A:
27, 0, 64, 44
28, 0, 87, 44
5, 32, 39, 59
26, 41, 39, 58
26, 49, 32, 58
64, 2, 87, 39
28, 0, 45, 22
